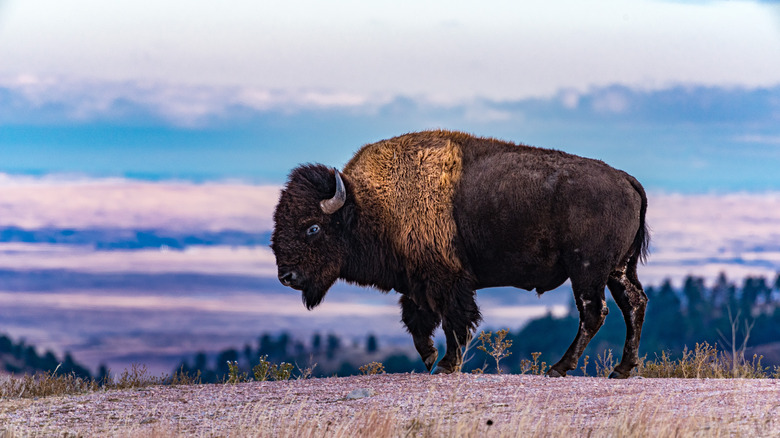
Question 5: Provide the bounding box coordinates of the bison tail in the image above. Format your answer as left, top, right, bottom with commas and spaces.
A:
627, 175, 650, 265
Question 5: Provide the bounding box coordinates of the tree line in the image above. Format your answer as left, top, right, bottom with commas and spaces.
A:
177, 272, 780, 381
3, 272, 778, 381
0, 334, 91, 378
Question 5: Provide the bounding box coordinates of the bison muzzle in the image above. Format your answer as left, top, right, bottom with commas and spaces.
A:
271, 130, 649, 378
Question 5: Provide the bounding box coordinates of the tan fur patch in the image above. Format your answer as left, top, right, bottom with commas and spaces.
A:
344, 131, 464, 273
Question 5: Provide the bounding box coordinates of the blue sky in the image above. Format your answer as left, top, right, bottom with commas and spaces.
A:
1, 0, 780, 191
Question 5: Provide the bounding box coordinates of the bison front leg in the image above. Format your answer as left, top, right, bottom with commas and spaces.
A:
400, 295, 441, 372
432, 289, 482, 375
548, 280, 608, 377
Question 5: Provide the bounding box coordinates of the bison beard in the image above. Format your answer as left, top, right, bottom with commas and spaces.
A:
302, 285, 328, 310
301, 266, 340, 311
272, 130, 649, 378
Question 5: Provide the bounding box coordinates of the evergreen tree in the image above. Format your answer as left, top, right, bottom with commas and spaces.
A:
96, 364, 110, 383
740, 277, 767, 317
682, 276, 707, 336
710, 272, 733, 315
312, 332, 322, 353
366, 334, 378, 354
0, 335, 13, 354
326, 333, 341, 360
243, 344, 253, 366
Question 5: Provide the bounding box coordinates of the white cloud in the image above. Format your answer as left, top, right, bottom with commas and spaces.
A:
734, 134, 780, 145
591, 89, 631, 114
0, 243, 276, 276
1, 1, 778, 101
0, 174, 280, 231
0, 75, 378, 125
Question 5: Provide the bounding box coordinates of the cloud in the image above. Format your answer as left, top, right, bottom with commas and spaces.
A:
3, 1, 780, 101
734, 134, 780, 145
0, 75, 380, 127
0, 174, 280, 231
0, 243, 275, 276
591, 89, 631, 114
2, 77, 779, 128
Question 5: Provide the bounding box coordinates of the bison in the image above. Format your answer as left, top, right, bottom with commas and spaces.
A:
272, 130, 649, 378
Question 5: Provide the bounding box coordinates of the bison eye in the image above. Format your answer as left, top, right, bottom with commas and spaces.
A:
306, 224, 321, 236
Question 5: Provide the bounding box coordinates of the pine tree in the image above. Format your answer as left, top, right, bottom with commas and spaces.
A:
366, 334, 378, 354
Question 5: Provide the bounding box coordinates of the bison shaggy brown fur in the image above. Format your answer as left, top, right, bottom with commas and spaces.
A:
272, 130, 649, 378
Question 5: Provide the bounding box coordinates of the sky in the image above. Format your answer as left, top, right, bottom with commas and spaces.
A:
1, 0, 780, 190
2, 0, 779, 99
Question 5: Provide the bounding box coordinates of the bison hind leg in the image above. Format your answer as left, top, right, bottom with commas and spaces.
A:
606, 263, 648, 379
548, 277, 609, 377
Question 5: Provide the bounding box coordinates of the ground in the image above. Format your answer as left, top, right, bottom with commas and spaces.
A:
1, 373, 779, 436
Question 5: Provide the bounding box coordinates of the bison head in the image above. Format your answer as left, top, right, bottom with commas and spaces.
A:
271, 164, 351, 309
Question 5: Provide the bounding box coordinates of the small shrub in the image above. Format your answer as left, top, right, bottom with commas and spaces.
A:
476, 329, 513, 374
169, 366, 201, 386
253, 355, 294, 381
359, 362, 386, 376
519, 352, 548, 376
272, 363, 294, 381
111, 363, 164, 389
595, 349, 615, 378
296, 357, 318, 380
226, 361, 250, 384
580, 355, 589, 377
470, 363, 488, 374
253, 355, 271, 381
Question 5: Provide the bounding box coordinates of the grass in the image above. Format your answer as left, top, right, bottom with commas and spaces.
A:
635, 342, 780, 379
0, 363, 202, 399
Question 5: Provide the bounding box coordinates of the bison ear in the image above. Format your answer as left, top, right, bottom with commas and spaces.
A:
320, 168, 347, 214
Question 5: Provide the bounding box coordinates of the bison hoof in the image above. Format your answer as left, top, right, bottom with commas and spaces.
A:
545, 368, 566, 378
431, 365, 454, 375
423, 354, 438, 373
608, 369, 630, 379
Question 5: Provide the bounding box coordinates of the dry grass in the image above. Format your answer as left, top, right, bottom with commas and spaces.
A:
0, 373, 778, 437
0, 343, 778, 436
0, 363, 201, 400
634, 342, 777, 379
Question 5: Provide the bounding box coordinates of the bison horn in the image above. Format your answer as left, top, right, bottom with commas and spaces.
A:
320, 169, 346, 214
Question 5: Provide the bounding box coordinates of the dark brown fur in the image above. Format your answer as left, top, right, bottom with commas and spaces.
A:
272, 130, 649, 377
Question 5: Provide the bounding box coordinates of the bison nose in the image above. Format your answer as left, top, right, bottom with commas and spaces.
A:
278, 270, 298, 287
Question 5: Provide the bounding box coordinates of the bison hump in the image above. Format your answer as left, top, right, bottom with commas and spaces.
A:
344, 132, 464, 272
